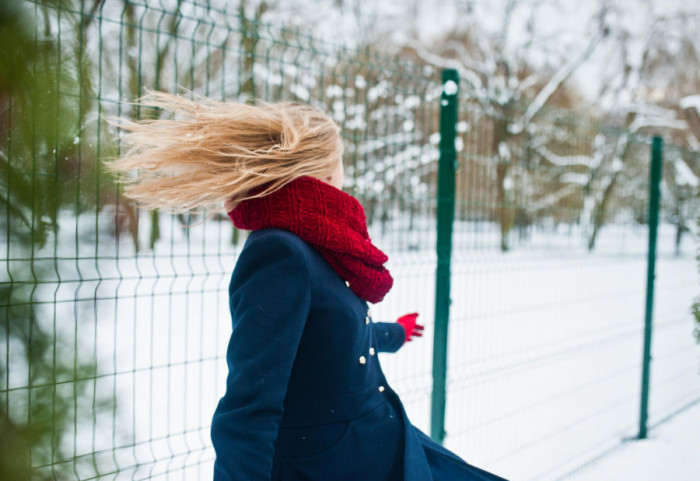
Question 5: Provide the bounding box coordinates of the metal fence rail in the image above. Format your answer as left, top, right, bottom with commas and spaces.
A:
1, 1, 699, 480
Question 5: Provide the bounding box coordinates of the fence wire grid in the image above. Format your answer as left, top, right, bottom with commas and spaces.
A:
1, 1, 699, 481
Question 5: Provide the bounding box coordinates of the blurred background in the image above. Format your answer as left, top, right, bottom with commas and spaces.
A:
1, 0, 699, 480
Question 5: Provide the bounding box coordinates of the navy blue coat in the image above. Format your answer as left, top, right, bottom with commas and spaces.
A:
211, 229, 508, 481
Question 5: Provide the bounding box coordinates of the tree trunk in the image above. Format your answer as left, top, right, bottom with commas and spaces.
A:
492, 110, 511, 252
239, 2, 268, 102
588, 170, 619, 251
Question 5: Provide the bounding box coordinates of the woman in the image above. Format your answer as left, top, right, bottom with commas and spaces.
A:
108, 91, 509, 481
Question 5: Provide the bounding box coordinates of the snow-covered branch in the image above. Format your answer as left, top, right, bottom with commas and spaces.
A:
674, 158, 699, 188
529, 183, 580, 212
407, 40, 485, 94
534, 145, 599, 169
510, 27, 606, 134
681, 95, 700, 143
628, 103, 686, 132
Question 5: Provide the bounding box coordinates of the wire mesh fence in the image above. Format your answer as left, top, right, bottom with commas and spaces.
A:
1, 1, 699, 480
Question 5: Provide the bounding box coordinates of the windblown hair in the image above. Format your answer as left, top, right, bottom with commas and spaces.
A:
105, 90, 344, 214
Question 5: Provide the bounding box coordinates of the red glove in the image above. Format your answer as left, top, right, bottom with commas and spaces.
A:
396, 313, 424, 343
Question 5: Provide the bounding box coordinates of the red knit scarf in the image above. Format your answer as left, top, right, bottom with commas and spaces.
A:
228, 176, 393, 303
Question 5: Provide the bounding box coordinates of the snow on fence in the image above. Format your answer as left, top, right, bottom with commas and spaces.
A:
1, 1, 699, 480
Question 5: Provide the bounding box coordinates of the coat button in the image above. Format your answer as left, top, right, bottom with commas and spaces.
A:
345, 281, 350, 287
369, 347, 376, 356
365, 317, 370, 325
359, 356, 367, 365
378, 385, 385, 392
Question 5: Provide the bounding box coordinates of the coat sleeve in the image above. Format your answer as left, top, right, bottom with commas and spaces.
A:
372, 321, 406, 353
211, 233, 311, 481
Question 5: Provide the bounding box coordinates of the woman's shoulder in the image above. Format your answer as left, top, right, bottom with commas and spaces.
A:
244, 228, 313, 256
246, 228, 307, 247
230, 229, 314, 293
236, 229, 334, 282
236, 228, 319, 269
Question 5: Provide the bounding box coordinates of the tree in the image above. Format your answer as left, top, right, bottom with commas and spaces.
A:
400, 0, 611, 250
1, 2, 110, 478
593, 0, 700, 250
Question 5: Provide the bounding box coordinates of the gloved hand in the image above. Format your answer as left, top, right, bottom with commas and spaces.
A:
396, 313, 424, 343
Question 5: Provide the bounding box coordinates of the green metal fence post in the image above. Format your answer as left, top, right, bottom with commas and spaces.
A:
431, 69, 459, 444
638, 135, 663, 439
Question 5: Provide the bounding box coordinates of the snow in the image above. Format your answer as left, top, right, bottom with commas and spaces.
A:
628, 106, 687, 132
559, 172, 590, 186
443, 80, 459, 96
368, 81, 391, 102
534, 145, 600, 169
498, 141, 511, 161
403, 95, 421, 109
325, 84, 344, 98
675, 158, 699, 188
9, 208, 698, 481
289, 84, 310, 101
8, 4, 700, 475
512, 27, 605, 135
680, 95, 700, 112
568, 402, 700, 481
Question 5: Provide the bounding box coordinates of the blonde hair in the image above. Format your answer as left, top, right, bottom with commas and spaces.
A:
105, 90, 343, 214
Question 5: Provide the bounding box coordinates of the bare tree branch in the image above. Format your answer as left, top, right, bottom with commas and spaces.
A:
511, 20, 607, 133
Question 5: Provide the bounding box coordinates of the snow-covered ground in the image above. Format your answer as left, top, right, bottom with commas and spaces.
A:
376, 224, 699, 481
567, 400, 700, 481
4, 212, 698, 480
